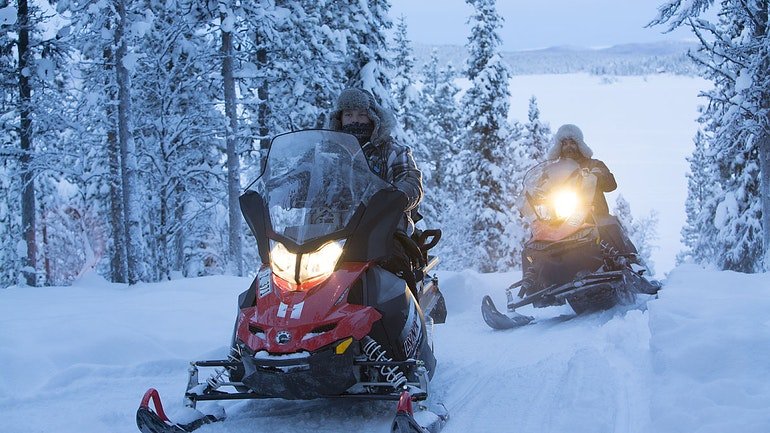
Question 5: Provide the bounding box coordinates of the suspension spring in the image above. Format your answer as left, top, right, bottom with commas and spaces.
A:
600, 240, 622, 267
362, 337, 408, 389
206, 367, 229, 389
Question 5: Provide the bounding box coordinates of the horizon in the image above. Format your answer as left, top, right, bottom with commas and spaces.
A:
389, 0, 697, 51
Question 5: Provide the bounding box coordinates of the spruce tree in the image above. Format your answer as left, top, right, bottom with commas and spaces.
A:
652, 0, 770, 271
455, 0, 515, 272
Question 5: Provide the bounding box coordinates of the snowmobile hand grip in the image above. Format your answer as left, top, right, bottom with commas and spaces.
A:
418, 229, 441, 251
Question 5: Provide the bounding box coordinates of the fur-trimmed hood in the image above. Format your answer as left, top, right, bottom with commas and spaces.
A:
546, 124, 594, 160
328, 88, 397, 146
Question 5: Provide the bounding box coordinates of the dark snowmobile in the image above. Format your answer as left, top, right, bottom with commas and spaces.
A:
136, 130, 448, 433
482, 158, 660, 330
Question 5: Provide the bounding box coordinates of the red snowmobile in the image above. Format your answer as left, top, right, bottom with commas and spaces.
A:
136, 130, 448, 433
481, 158, 660, 330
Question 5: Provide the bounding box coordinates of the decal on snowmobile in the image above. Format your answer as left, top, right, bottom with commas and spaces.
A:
401, 297, 422, 357
276, 301, 304, 319
258, 266, 272, 298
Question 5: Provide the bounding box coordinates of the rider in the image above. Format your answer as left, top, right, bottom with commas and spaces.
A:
521, 124, 640, 297
546, 124, 616, 215
328, 88, 425, 287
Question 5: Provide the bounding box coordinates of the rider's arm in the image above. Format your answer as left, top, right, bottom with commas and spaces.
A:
590, 160, 617, 192
388, 143, 423, 211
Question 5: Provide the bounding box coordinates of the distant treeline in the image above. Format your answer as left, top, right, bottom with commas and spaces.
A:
413, 41, 700, 76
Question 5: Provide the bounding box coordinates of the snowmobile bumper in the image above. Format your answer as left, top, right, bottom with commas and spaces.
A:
239, 344, 357, 399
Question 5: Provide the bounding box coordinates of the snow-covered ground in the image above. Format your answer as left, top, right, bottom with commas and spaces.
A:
1, 266, 769, 433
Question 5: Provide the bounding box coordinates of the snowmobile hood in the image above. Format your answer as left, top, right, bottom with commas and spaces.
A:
236, 262, 381, 354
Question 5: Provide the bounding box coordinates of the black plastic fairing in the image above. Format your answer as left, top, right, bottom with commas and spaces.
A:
241, 186, 405, 266
341, 188, 406, 263
239, 190, 271, 265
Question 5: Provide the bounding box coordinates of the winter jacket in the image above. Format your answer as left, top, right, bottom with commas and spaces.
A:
328, 88, 423, 233
546, 124, 616, 216
577, 158, 616, 216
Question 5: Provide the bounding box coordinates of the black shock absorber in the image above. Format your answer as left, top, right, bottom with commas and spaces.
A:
362, 336, 408, 389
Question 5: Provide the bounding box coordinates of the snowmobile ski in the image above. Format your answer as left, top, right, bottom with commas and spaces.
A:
136, 388, 222, 433
391, 391, 449, 433
481, 295, 534, 330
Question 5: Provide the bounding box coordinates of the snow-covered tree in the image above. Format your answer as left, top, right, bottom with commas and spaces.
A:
333, 0, 396, 112
503, 96, 552, 267
520, 96, 551, 164
0, 0, 75, 286
613, 195, 659, 273
452, 0, 515, 272
678, 130, 720, 265
417, 51, 462, 228
392, 16, 421, 133
130, 3, 229, 280
651, 0, 770, 271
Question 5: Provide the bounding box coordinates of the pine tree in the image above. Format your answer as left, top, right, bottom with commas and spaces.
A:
678, 130, 720, 265
391, 15, 434, 221
521, 96, 551, 164
454, 0, 515, 272
131, 2, 229, 280
504, 96, 551, 267
652, 0, 770, 271
0, 0, 74, 286
333, 0, 396, 112
613, 195, 658, 273
417, 52, 462, 228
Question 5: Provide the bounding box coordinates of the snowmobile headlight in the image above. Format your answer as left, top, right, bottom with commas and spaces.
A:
299, 240, 345, 284
550, 188, 580, 220
270, 241, 297, 285
270, 240, 345, 290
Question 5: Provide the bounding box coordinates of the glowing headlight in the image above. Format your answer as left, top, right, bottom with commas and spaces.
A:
270, 242, 297, 285
300, 240, 345, 283
550, 188, 579, 220
270, 240, 345, 290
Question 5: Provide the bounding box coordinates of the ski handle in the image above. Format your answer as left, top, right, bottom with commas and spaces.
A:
140, 388, 171, 422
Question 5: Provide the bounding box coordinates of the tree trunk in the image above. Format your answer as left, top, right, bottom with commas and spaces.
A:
104, 37, 128, 283
222, 16, 243, 276
759, 130, 770, 271
257, 46, 270, 151
757, 4, 770, 271
174, 183, 185, 276
116, 0, 145, 284
18, 0, 37, 286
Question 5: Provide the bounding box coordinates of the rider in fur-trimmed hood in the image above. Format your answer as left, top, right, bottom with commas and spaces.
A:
328, 88, 423, 229
547, 124, 617, 215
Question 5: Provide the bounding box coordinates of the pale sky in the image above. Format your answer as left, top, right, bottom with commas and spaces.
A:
389, 0, 693, 51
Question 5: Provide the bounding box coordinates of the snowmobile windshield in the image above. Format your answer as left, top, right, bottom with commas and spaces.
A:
517, 158, 597, 223
253, 130, 391, 245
